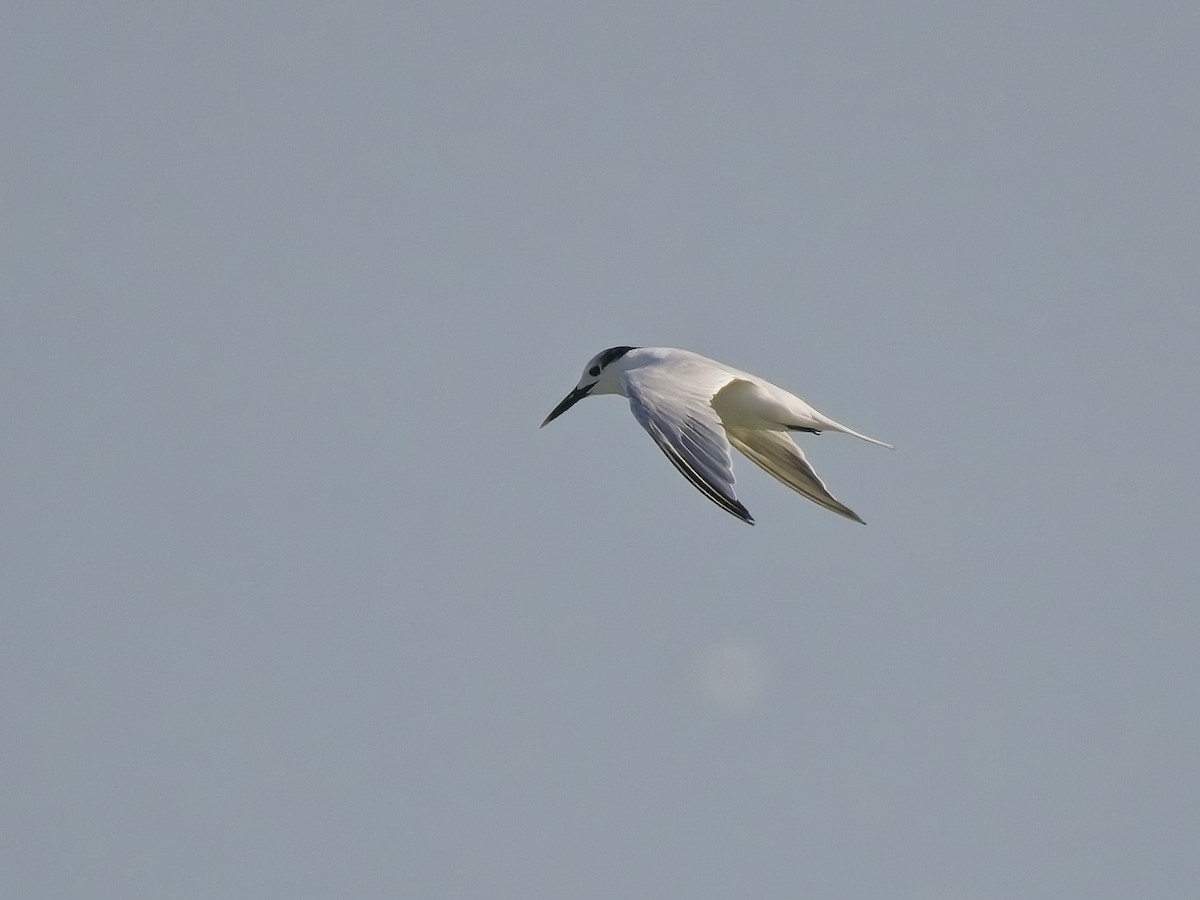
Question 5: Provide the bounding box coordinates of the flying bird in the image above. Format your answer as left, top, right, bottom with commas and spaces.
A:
541, 346, 891, 525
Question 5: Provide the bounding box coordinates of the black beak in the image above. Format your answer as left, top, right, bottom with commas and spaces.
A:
541, 385, 592, 427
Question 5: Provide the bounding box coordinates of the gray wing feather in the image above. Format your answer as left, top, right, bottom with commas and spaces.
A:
623, 371, 753, 524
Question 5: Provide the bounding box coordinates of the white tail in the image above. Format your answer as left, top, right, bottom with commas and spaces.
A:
815, 415, 894, 450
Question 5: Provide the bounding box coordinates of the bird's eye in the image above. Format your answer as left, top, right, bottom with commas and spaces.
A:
588, 366, 601, 377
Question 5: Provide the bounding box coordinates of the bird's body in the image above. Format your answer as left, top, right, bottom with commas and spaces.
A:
542, 346, 891, 525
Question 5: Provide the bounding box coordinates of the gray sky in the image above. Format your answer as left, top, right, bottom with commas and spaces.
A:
4, 3, 1199, 898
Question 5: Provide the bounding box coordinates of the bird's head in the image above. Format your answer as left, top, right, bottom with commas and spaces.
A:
541, 346, 638, 427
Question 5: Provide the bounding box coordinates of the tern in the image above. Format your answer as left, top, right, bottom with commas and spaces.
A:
541, 346, 891, 525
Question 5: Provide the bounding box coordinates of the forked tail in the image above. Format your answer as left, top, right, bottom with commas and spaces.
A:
800, 415, 893, 450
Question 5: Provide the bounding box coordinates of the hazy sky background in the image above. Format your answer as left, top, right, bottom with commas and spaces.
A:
4, 3, 1198, 898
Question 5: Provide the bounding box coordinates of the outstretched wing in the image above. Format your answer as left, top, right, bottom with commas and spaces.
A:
622, 366, 753, 524
723, 426, 865, 524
